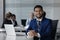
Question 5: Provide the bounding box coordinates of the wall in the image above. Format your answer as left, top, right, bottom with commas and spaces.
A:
5, 0, 60, 32
0, 0, 3, 27
5, 0, 54, 25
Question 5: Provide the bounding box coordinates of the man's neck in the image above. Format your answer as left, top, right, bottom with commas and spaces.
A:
36, 17, 43, 21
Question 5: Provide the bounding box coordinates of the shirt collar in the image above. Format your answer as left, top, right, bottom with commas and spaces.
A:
36, 18, 43, 21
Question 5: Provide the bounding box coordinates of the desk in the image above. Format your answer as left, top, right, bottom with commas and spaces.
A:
0, 26, 26, 32
0, 33, 33, 40
0, 28, 5, 32
0, 28, 33, 40
15, 27, 26, 31
56, 32, 60, 40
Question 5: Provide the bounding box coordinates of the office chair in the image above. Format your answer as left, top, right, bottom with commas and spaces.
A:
51, 20, 58, 40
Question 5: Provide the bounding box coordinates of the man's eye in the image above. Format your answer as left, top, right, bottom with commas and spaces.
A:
36, 11, 38, 12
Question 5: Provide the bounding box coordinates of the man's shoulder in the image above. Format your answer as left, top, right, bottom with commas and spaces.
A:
30, 18, 52, 23
31, 18, 51, 21
44, 18, 52, 23
31, 19, 36, 22
45, 18, 51, 20
30, 19, 36, 24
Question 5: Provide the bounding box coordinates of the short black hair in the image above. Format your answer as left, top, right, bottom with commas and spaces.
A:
12, 14, 16, 17
43, 11, 46, 18
34, 5, 43, 11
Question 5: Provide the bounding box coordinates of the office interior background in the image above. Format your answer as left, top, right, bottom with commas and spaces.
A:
0, 0, 60, 31
0, 0, 60, 40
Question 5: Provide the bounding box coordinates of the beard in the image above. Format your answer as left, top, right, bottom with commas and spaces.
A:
36, 14, 43, 19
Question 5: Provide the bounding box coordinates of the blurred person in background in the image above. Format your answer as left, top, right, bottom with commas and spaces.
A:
25, 13, 34, 29
11, 14, 18, 27
1, 12, 12, 28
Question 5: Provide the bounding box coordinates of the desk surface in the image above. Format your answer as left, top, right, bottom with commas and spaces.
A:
0, 33, 33, 40
0, 26, 26, 32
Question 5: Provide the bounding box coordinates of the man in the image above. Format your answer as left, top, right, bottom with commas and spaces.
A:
26, 5, 52, 40
11, 14, 18, 27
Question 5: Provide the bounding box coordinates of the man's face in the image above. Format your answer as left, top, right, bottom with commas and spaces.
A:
34, 8, 43, 18
12, 16, 16, 20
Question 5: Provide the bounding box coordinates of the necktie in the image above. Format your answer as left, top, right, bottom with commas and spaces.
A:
37, 21, 41, 32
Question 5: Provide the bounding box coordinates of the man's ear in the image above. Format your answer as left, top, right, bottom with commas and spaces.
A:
42, 11, 44, 15
43, 11, 46, 18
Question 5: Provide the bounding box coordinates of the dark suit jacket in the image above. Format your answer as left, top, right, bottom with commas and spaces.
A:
26, 18, 52, 40
13, 20, 18, 26
2, 18, 12, 28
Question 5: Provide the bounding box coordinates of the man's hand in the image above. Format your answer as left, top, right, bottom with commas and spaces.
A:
27, 30, 38, 37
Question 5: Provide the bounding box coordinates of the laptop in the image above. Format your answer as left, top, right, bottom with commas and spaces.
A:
21, 19, 26, 26
4, 24, 26, 36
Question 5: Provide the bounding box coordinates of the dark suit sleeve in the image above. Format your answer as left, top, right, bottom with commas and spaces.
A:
26, 21, 33, 34
14, 20, 18, 26
40, 20, 52, 37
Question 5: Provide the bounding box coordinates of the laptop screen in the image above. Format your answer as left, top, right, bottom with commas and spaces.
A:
21, 19, 26, 26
